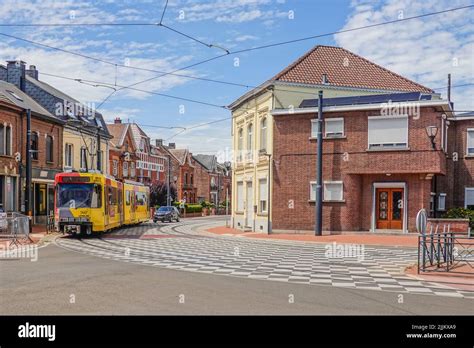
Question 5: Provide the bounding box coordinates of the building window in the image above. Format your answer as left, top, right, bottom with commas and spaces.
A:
0, 124, 12, 156
123, 161, 129, 177
310, 181, 344, 201
259, 178, 267, 213
236, 181, 244, 212
324, 181, 344, 201
65, 144, 73, 168
130, 162, 136, 177
46, 135, 53, 162
368, 115, 408, 149
237, 128, 243, 162
185, 173, 188, 185
438, 193, 446, 211
467, 129, 474, 156
0, 124, 4, 155
112, 160, 118, 177
325, 118, 344, 138
465, 188, 474, 209
311, 119, 319, 138
260, 118, 267, 152
31, 132, 39, 160
190, 174, 193, 185
80, 147, 87, 170
247, 123, 253, 150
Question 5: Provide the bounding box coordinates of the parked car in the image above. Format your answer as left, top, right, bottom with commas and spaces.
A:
154, 206, 180, 223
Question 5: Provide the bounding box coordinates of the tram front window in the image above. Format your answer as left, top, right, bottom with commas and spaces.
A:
57, 184, 101, 208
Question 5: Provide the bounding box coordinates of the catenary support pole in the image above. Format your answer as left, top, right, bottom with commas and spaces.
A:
315, 91, 324, 236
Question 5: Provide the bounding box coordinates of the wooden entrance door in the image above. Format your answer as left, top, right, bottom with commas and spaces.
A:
376, 188, 404, 230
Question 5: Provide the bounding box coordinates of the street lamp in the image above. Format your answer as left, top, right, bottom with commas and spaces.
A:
425, 126, 438, 150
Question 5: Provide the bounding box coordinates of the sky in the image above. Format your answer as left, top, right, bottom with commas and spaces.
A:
0, 0, 472, 155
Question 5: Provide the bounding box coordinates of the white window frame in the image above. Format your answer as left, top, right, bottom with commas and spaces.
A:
311, 119, 319, 138
260, 117, 267, 152
80, 146, 87, 170
310, 181, 317, 201
464, 188, 474, 209
324, 117, 344, 138
368, 115, 409, 149
258, 178, 268, 213
467, 128, 474, 156
236, 181, 244, 212
438, 193, 446, 211
123, 161, 129, 177
323, 181, 344, 202
112, 160, 118, 177
65, 143, 73, 168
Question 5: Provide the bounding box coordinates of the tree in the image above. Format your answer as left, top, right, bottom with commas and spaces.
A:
149, 181, 177, 207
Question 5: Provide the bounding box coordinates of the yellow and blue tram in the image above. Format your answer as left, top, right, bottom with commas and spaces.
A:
54, 172, 150, 235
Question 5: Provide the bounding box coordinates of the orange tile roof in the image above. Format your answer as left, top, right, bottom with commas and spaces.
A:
273, 45, 433, 93
106, 123, 128, 147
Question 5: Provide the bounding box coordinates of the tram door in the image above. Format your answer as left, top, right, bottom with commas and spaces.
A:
130, 190, 136, 223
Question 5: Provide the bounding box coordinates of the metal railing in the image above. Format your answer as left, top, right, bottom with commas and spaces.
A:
418, 225, 473, 274
0, 212, 32, 247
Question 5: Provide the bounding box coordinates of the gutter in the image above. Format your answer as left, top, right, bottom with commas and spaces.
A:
271, 100, 454, 116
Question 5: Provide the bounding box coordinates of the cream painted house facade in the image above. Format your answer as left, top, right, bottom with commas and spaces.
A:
63, 126, 109, 174
230, 45, 436, 233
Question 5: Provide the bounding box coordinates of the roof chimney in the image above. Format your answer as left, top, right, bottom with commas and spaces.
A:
168, 142, 176, 149
26, 65, 38, 80
155, 139, 163, 147
114, 117, 122, 124
6, 60, 26, 91
322, 73, 329, 85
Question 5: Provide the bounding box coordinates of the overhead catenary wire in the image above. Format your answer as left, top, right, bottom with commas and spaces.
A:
1, 4, 472, 96
159, 0, 169, 25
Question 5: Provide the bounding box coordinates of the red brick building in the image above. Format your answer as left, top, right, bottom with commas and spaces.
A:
193, 154, 231, 205
271, 92, 470, 233
0, 81, 63, 222
166, 147, 196, 203
107, 118, 138, 181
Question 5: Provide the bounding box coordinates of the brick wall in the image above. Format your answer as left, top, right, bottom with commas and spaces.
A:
194, 161, 210, 202
272, 107, 445, 232
0, 104, 21, 171
22, 116, 63, 171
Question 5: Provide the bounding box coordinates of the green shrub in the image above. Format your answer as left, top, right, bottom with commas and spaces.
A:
200, 201, 212, 208
185, 204, 202, 213
442, 207, 474, 228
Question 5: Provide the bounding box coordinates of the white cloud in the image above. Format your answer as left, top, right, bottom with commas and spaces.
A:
334, 0, 474, 112
171, 0, 287, 23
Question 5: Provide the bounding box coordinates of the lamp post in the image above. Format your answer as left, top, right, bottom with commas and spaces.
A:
426, 125, 439, 217
315, 91, 324, 236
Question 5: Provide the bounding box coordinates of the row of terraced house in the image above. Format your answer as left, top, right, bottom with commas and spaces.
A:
0, 60, 230, 225
230, 45, 474, 234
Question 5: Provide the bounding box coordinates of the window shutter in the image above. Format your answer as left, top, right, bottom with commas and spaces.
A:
237, 182, 244, 211
259, 179, 267, 201
325, 118, 343, 136
310, 182, 317, 201
368, 116, 408, 146
324, 182, 343, 201
467, 130, 474, 154
465, 189, 474, 207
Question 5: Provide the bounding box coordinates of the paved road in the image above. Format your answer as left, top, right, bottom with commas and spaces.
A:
1, 217, 472, 314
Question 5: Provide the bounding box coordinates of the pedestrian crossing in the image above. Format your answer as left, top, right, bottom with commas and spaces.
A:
55, 220, 474, 299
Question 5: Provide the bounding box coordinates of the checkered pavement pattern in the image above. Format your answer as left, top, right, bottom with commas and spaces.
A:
55, 220, 474, 299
